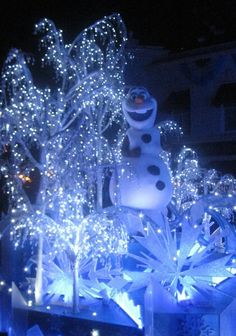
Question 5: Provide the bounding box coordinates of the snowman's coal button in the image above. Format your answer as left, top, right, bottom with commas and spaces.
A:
147, 165, 160, 175
156, 180, 165, 190
141, 133, 152, 143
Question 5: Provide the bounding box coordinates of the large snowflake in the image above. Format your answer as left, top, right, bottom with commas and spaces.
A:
127, 216, 236, 304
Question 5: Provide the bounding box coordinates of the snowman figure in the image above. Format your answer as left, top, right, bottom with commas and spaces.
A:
110, 87, 172, 216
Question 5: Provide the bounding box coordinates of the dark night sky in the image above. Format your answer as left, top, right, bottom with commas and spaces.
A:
1, 0, 236, 65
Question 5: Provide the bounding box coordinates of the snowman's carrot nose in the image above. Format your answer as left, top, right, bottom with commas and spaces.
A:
134, 96, 144, 104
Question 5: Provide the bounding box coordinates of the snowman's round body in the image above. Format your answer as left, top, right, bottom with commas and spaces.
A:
114, 155, 172, 209
110, 87, 172, 212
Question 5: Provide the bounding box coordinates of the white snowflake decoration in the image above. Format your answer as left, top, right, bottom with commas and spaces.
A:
127, 215, 236, 305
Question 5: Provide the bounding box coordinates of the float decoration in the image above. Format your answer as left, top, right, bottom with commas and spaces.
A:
0, 13, 236, 336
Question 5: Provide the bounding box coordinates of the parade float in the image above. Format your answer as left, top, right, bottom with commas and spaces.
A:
0, 14, 236, 336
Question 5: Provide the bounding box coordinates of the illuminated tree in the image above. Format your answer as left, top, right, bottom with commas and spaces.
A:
0, 13, 236, 334
0, 14, 127, 309
157, 121, 236, 251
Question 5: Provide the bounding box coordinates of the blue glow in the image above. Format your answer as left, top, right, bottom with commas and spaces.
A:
0, 11, 236, 336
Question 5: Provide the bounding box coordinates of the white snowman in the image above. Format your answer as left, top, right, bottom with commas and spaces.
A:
110, 87, 173, 216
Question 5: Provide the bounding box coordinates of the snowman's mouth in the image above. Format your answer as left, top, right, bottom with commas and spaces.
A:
128, 109, 153, 121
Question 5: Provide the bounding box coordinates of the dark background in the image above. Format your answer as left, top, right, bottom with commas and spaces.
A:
0, 0, 235, 177
1, 0, 236, 66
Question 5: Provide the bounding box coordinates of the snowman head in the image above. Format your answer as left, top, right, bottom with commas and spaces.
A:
122, 87, 157, 129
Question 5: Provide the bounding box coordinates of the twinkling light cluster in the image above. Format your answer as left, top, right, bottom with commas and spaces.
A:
170, 146, 236, 243
0, 14, 128, 308
156, 121, 236, 239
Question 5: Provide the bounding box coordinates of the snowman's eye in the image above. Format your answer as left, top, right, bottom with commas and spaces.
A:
130, 93, 137, 101
139, 92, 148, 100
